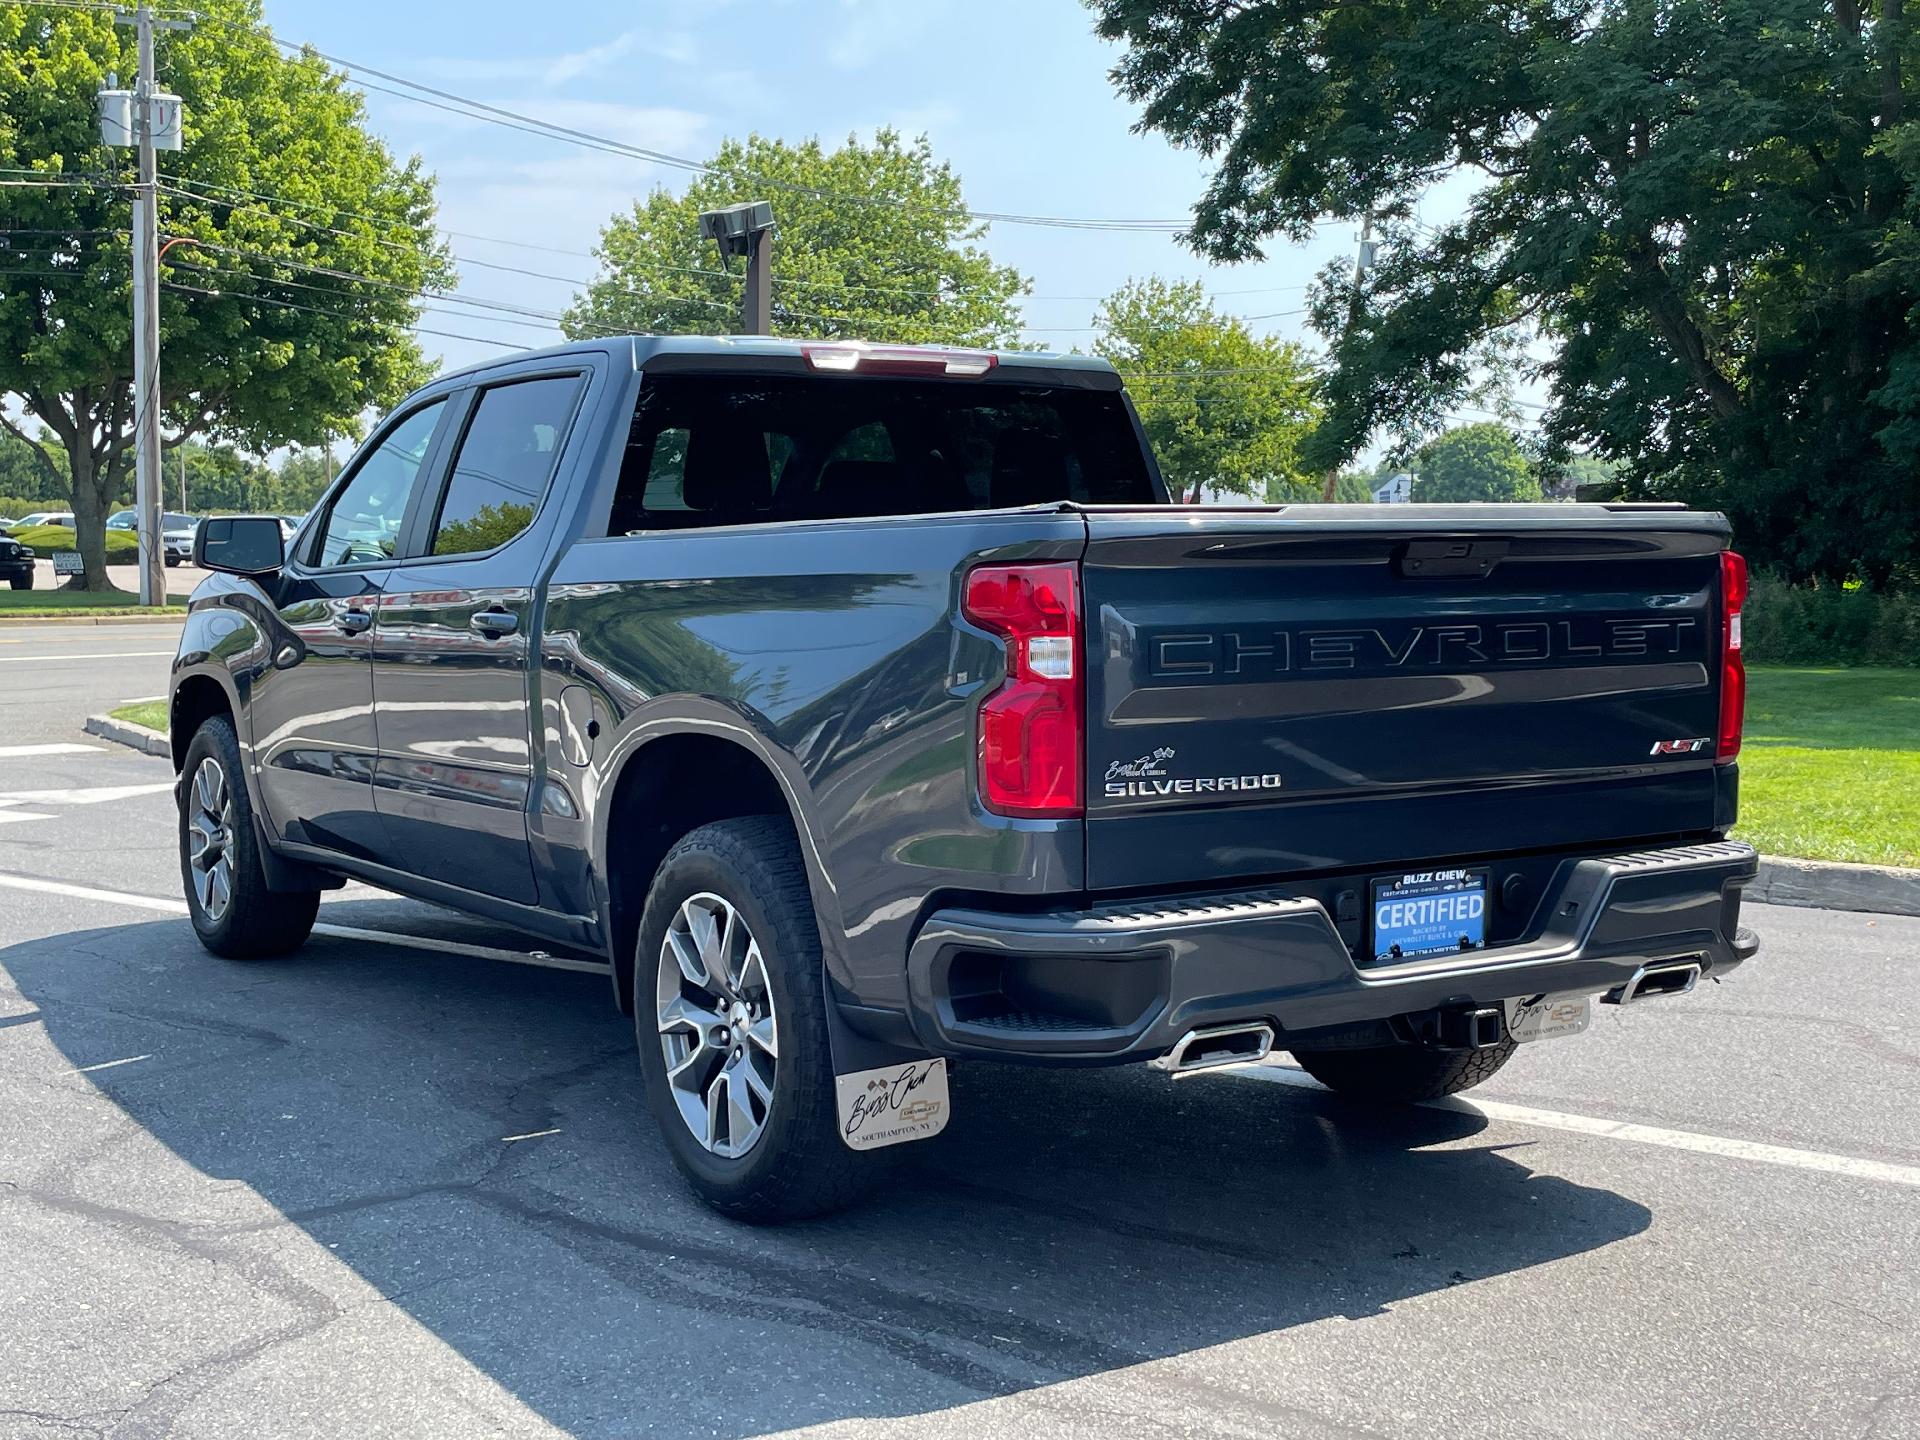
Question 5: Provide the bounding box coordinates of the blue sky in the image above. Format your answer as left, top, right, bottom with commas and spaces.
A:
259, 0, 1371, 375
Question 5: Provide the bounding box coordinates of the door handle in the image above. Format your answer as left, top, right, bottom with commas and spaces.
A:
333, 607, 373, 635
469, 606, 519, 638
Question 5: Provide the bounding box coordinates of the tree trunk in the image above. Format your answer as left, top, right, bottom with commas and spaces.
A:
66, 440, 117, 593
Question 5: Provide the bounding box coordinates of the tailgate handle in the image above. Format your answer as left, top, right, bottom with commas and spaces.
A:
1397, 538, 1509, 578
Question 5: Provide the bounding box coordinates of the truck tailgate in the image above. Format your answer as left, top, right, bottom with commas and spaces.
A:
1081, 505, 1732, 891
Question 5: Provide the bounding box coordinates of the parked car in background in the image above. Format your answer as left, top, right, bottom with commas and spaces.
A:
0, 517, 16, 534
0, 530, 34, 589
161, 513, 201, 566
17, 510, 74, 529
107, 509, 136, 529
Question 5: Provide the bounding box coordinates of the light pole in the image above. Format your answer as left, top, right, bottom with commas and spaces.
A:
698, 201, 775, 335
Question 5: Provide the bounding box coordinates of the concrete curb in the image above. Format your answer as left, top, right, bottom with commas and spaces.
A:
1751, 855, 1920, 919
84, 713, 170, 758
0, 612, 184, 626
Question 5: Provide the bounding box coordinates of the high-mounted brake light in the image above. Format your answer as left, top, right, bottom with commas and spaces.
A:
802, 342, 998, 378
1718, 550, 1748, 763
963, 563, 1082, 817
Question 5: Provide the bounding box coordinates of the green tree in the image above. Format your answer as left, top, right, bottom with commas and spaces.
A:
1090, 0, 1920, 587
432, 501, 533, 557
0, 426, 66, 504
1093, 277, 1320, 503
269, 447, 337, 515
0, 0, 451, 588
1415, 424, 1542, 503
564, 131, 1027, 345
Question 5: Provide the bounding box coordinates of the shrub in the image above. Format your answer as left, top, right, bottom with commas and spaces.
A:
7, 525, 140, 563
1744, 574, 1920, 668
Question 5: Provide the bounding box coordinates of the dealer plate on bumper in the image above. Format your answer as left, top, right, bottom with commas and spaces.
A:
1505, 993, 1592, 1044
1371, 869, 1487, 962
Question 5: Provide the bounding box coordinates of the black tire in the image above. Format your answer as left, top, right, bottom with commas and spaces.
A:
178, 716, 319, 959
8, 575, 29, 590
164, 556, 180, 568
1289, 1038, 1518, 1103
633, 816, 879, 1222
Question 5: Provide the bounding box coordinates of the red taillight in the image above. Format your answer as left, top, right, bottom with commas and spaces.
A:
963, 563, 1082, 817
1718, 550, 1748, 763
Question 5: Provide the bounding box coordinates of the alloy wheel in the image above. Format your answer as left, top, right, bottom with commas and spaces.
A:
186, 756, 235, 923
655, 891, 779, 1158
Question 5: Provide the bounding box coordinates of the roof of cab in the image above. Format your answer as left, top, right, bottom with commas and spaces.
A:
435, 334, 1117, 385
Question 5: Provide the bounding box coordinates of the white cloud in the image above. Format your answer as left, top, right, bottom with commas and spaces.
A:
825, 1, 941, 71
411, 28, 698, 90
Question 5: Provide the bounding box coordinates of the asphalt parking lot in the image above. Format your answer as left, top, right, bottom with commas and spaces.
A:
0, 651, 1915, 1438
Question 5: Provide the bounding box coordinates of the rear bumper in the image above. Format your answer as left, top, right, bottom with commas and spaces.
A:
903, 840, 1759, 1063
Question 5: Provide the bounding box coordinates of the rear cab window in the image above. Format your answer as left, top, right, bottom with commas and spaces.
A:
605, 374, 1156, 534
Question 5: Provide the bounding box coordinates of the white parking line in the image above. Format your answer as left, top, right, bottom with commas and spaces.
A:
76, 1054, 151, 1073
0, 871, 609, 975
10, 865, 1908, 1188
0, 650, 174, 664
1239, 1062, 1920, 1190
0, 743, 104, 758
0, 783, 175, 807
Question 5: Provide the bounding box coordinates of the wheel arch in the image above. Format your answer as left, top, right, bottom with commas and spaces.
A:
169, 669, 237, 773
592, 713, 839, 1017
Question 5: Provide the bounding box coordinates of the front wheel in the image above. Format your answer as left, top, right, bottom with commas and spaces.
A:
1289, 1038, 1518, 1103
634, 816, 879, 1222
178, 716, 319, 958
8, 574, 30, 590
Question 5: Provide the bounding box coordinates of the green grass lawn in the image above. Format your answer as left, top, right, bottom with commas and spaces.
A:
1737, 666, 1919, 868
0, 588, 186, 616
109, 700, 170, 732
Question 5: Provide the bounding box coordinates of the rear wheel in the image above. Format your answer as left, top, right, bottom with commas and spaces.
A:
634, 816, 878, 1222
8, 574, 29, 590
178, 716, 319, 959
1289, 1038, 1517, 1103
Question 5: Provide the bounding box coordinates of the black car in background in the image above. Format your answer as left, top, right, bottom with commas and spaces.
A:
0, 530, 35, 589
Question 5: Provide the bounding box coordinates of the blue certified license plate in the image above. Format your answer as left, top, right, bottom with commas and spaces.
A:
1371, 869, 1488, 962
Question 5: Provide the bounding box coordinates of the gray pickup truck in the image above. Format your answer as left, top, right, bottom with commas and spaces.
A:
171, 336, 1759, 1220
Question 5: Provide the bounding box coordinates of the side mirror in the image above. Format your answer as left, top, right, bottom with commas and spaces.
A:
194, 515, 285, 576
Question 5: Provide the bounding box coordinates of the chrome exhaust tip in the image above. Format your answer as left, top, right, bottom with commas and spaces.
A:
1150, 1022, 1276, 1077
1606, 960, 1703, 1006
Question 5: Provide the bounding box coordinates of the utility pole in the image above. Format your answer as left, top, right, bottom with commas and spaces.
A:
697, 200, 775, 334
111, 2, 188, 602
1322, 211, 1375, 503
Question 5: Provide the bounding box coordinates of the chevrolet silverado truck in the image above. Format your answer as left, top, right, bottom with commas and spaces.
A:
170, 336, 1760, 1221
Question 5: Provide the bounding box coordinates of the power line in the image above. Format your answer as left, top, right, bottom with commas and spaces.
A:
132, 4, 1313, 235
159, 173, 1316, 312
160, 279, 527, 350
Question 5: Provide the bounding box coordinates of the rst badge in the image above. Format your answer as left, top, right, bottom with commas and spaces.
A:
1649, 737, 1712, 756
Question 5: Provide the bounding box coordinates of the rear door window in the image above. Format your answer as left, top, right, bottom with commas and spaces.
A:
427, 375, 582, 558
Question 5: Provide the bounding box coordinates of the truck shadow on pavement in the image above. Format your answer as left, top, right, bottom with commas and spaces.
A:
4, 909, 1652, 1437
